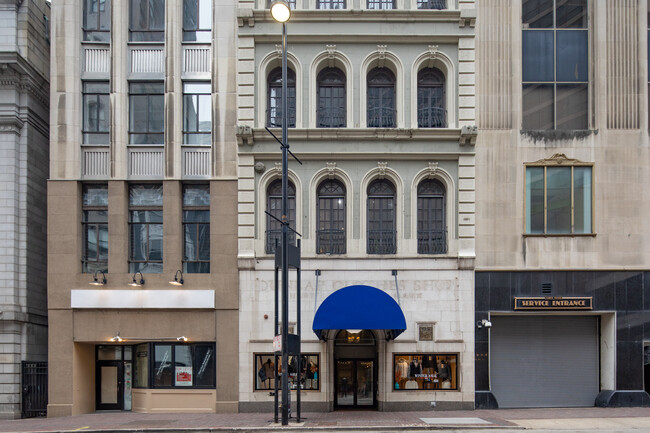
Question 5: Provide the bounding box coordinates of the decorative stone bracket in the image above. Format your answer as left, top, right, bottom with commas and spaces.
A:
459, 125, 477, 146
237, 8, 255, 27
459, 9, 476, 28
236, 124, 254, 146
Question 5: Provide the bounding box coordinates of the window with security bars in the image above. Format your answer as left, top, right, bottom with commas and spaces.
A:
317, 180, 346, 254
317, 0, 345, 9
183, 0, 212, 42
367, 0, 394, 9
82, 184, 108, 273
417, 68, 446, 128
522, 0, 588, 130
129, 82, 164, 145
367, 179, 396, 254
417, 179, 446, 254
367, 68, 396, 128
317, 68, 346, 128
129, 184, 163, 273
83, 0, 111, 42
183, 83, 212, 145
417, 0, 445, 9
183, 185, 210, 273
83, 82, 110, 145
267, 67, 296, 128
130, 0, 165, 42
266, 180, 296, 254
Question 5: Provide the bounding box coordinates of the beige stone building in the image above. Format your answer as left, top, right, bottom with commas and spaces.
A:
48, 0, 239, 415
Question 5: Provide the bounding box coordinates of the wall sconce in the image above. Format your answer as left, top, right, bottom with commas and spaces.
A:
90, 270, 107, 286
110, 332, 123, 342
176, 336, 188, 342
128, 271, 145, 287
476, 319, 492, 329
169, 270, 184, 286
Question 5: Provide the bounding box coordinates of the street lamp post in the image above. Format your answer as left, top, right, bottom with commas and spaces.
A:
270, 0, 291, 426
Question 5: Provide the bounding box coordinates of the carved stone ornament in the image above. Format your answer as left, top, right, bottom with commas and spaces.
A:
275, 44, 283, 58
254, 162, 266, 173
377, 162, 388, 177
326, 162, 337, 178
427, 162, 439, 178
528, 153, 589, 166
377, 45, 388, 59
428, 45, 439, 60
235, 124, 254, 146
274, 162, 282, 173
326, 45, 337, 57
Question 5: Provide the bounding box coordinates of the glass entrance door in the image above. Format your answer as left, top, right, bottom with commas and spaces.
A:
335, 359, 375, 407
96, 361, 124, 410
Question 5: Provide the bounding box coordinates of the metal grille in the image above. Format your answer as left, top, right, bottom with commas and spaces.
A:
417, 230, 446, 254
417, 179, 446, 254
367, 68, 396, 128
367, 0, 394, 9
417, 0, 446, 9
317, 0, 345, 9
367, 180, 396, 254
21, 362, 47, 418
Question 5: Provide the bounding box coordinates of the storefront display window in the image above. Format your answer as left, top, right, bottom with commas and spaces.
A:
134, 344, 149, 388
133, 342, 215, 389
254, 354, 319, 391
393, 354, 458, 391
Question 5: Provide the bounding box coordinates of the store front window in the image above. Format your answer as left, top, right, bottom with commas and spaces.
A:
393, 354, 458, 390
133, 342, 215, 389
254, 354, 319, 391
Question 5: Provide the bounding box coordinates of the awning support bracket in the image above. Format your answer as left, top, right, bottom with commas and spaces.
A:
392, 270, 400, 306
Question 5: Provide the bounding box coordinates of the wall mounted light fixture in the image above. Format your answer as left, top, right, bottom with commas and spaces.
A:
110, 332, 123, 342
128, 271, 145, 287
90, 270, 107, 286
169, 270, 184, 286
176, 336, 188, 342
476, 319, 492, 329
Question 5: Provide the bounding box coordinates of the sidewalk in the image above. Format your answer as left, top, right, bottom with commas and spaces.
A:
0, 407, 649, 433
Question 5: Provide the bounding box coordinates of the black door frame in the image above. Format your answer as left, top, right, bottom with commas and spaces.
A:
334, 358, 377, 409
95, 361, 124, 411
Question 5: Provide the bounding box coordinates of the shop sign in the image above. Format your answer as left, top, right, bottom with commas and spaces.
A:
175, 367, 193, 386
514, 297, 592, 310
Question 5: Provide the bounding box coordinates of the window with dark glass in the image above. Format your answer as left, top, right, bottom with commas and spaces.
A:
525, 164, 592, 234
183, 83, 211, 145
83, 0, 111, 42
417, 0, 445, 9
129, 82, 164, 145
367, 68, 396, 128
255, 353, 319, 391
393, 354, 458, 391
183, 184, 210, 273
317, 0, 345, 9
317, 180, 346, 254
129, 184, 163, 273
83, 82, 110, 145
267, 67, 296, 128
317, 68, 346, 128
417, 68, 446, 128
522, 0, 588, 130
367, 0, 394, 9
183, 0, 212, 42
130, 0, 165, 42
134, 342, 215, 389
82, 184, 108, 273
266, 180, 296, 254
417, 179, 446, 254
266, 0, 296, 7
367, 179, 396, 254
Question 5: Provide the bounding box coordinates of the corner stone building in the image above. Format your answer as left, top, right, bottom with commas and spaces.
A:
0, 0, 49, 419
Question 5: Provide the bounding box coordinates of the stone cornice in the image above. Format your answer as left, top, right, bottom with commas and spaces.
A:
0, 53, 50, 106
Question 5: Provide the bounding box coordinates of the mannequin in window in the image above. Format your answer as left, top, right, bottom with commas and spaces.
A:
408, 357, 422, 378
259, 358, 274, 389
438, 359, 451, 389
395, 357, 409, 388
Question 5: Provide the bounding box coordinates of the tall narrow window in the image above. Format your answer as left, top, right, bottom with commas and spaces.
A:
525, 163, 592, 234
130, 0, 165, 42
183, 185, 210, 273
267, 67, 296, 128
417, 179, 446, 254
183, 0, 212, 42
317, 180, 346, 254
83, 82, 110, 145
317, 68, 346, 128
82, 184, 108, 273
417, 0, 445, 9
522, 0, 588, 130
183, 83, 212, 145
266, 180, 296, 254
417, 68, 446, 128
129, 184, 163, 273
367, 0, 394, 9
367, 68, 396, 128
83, 0, 111, 42
129, 82, 164, 145
367, 179, 396, 254
317, 0, 345, 9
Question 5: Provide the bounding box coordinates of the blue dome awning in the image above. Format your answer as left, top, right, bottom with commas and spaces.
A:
312, 285, 406, 341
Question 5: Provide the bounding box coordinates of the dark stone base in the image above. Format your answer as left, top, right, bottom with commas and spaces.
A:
238, 401, 330, 413
595, 390, 650, 407
474, 391, 499, 409
380, 400, 474, 411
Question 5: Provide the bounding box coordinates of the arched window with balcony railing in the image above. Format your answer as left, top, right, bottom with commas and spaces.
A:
317, 179, 346, 254
367, 67, 396, 128
367, 179, 396, 254
317, 67, 346, 128
267, 67, 296, 128
417, 67, 446, 128
266, 179, 296, 254
417, 179, 446, 254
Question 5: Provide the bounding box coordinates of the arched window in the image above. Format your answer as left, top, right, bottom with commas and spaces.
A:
317, 179, 346, 254
417, 68, 446, 128
317, 68, 346, 128
417, 179, 446, 254
367, 179, 396, 254
267, 67, 296, 128
266, 179, 296, 254
367, 68, 396, 128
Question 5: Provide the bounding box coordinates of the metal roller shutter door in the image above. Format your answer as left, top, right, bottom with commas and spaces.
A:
490, 315, 599, 408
